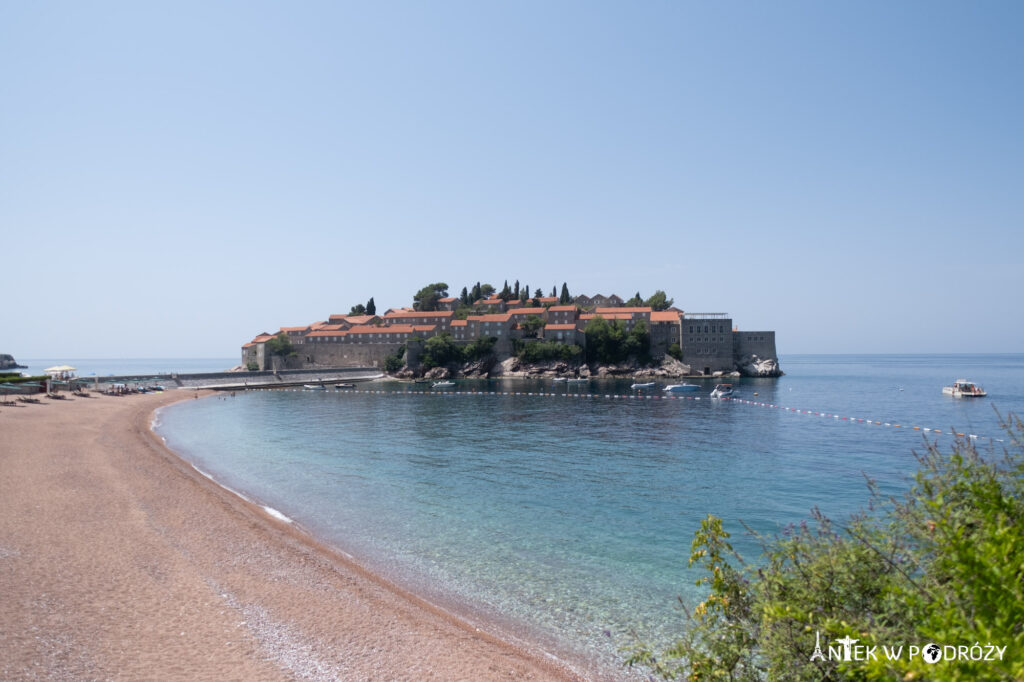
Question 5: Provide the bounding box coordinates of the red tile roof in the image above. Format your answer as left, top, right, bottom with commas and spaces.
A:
383, 311, 455, 319
467, 313, 512, 322
344, 315, 377, 325
451, 320, 468, 327
317, 324, 346, 331
439, 297, 458, 302
545, 323, 577, 330
595, 307, 652, 314
251, 334, 275, 343
412, 325, 438, 332
280, 325, 310, 332
347, 325, 414, 334
651, 311, 681, 322
546, 305, 576, 312
473, 298, 505, 306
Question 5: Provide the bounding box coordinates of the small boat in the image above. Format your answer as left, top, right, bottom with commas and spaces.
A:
413, 379, 431, 384
663, 383, 699, 393
942, 379, 986, 398
303, 384, 326, 391
431, 381, 456, 389
630, 382, 656, 390
553, 377, 568, 383
566, 377, 588, 383
710, 383, 734, 399
334, 383, 355, 389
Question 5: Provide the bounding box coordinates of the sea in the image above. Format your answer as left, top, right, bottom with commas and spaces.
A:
146, 354, 1022, 678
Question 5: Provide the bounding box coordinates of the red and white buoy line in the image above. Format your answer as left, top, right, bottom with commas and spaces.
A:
726, 396, 1003, 443
282, 388, 1003, 443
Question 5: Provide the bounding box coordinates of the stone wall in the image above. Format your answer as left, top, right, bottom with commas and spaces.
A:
680, 317, 734, 374
733, 331, 777, 362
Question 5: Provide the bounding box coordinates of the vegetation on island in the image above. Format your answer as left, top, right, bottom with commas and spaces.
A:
627, 414, 1024, 681
512, 340, 583, 364
265, 332, 296, 358
349, 297, 376, 316
584, 317, 650, 365
418, 333, 497, 370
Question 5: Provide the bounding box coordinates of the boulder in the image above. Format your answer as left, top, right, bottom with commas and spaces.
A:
738, 355, 783, 378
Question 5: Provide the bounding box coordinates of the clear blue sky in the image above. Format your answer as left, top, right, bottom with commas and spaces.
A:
3, 1, 1021, 357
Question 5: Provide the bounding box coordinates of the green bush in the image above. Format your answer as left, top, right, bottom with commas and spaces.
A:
667, 343, 683, 361
245, 361, 260, 372
585, 317, 650, 365
462, 336, 496, 362
627, 414, 1024, 681
0, 374, 48, 384
516, 340, 582, 364
383, 345, 406, 373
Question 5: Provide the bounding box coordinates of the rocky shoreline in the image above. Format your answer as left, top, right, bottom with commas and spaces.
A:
391, 353, 782, 381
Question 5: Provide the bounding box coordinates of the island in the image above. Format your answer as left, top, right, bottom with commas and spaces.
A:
241, 282, 782, 379
0, 353, 26, 370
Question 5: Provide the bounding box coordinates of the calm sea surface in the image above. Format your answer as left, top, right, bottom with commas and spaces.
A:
155, 354, 1024, 677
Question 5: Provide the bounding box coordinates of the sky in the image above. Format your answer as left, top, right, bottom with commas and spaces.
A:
2, 1, 1022, 358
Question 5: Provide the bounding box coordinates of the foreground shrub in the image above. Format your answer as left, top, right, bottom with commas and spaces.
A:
628, 413, 1024, 681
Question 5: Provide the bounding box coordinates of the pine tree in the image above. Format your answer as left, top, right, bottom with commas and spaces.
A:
551, 285, 557, 298
524, 285, 531, 300
559, 282, 571, 304
460, 286, 469, 305
472, 282, 481, 301
500, 280, 512, 301
513, 280, 520, 299
366, 297, 376, 315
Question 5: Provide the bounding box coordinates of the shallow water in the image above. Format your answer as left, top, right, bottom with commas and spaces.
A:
156, 354, 1024, 676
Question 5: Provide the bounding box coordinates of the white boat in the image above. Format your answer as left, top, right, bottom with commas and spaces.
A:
710, 383, 734, 399
303, 384, 326, 391
663, 383, 699, 393
553, 377, 568, 382
566, 377, 588, 383
431, 381, 456, 389
942, 379, 986, 398
630, 382, 656, 389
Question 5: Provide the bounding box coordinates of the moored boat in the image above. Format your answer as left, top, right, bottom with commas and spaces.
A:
566, 377, 588, 383
942, 379, 986, 398
334, 383, 355, 389
303, 384, 326, 391
710, 383, 734, 399
630, 382, 656, 389
663, 383, 699, 393
431, 381, 456, 389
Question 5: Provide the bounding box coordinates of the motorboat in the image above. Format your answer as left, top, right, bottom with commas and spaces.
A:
334, 383, 355, 389
710, 383, 734, 399
942, 379, 986, 398
431, 381, 456, 389
630, 382, 656, 390
303, 384, 326, 391
553, 377, 568, 382
663, 383, 699, 393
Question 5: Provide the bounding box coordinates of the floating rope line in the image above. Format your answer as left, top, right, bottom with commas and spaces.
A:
726, 397, 1002, 443
272, 388, 1002, 443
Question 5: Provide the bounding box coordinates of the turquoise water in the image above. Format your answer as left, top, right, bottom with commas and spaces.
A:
155, 354, 1024, 677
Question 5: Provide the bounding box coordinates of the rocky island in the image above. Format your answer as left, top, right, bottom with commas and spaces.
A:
0, 353, 26, 370
241, 281, 782, 379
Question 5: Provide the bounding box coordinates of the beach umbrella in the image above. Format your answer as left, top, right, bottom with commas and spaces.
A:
44, 365, 77, 372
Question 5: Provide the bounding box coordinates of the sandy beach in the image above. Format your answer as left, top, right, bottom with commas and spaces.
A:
0, 390, 583, 681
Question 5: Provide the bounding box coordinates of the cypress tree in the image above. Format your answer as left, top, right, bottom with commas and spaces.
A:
460, 286, 469, 305
559, 282, 571, 304
513, 280, 520, 299
366, 297, 376, 315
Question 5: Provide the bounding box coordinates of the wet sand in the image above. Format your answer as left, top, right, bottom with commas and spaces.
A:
0, 390, 584, 681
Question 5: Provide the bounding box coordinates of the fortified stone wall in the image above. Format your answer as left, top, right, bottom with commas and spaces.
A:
299, 342, 403, 369
733, 331, 777, 361
681, 317, 734, 374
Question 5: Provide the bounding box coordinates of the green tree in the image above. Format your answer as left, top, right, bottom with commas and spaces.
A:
523, 285, 531, 301
667, 343, 683, 361
383, 345, 406, 373
626, 291, 643, 307
365, 297, 376, 315
480, 283, 496, 298
420, 333, 461, 369
462, 336, 497, 362
460, 286, 470, 305
413, 282, 449, 311
471, 282, 482, 302
513, 280, 520, 299
644, 290, 674, 311
551, 285, 557, 298
628, 415, 1024, 682
265, 333, 296, 357
349, 303, 366, 315
559, 282, 572, 304
520, 315, 545, 338
500, 280, 512, 301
